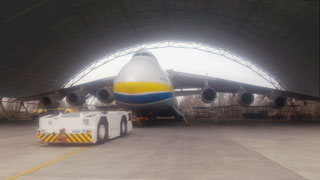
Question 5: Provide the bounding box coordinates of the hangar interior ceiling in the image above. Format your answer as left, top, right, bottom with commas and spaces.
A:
0, 0, 319, 98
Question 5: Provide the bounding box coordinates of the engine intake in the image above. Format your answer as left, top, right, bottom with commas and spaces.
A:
268, 95, 287, 108
96, 88, 114, 103
40, 96, 60, 109
66, 90, 87, 106
201, 88, 216, 103
237, 91, 254, 106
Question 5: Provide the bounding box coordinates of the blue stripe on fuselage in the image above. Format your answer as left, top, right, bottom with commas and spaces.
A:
114, 92, 173, 104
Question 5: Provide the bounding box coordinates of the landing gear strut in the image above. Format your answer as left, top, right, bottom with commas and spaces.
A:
173, 106, 188, 123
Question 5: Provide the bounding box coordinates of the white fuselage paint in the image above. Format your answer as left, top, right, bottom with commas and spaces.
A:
113, 51, 176, 111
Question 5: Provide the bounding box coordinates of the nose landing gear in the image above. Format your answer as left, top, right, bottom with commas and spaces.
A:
133, 113, 157, 127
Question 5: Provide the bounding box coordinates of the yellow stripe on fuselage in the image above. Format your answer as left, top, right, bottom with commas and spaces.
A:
114, 82, 173, 94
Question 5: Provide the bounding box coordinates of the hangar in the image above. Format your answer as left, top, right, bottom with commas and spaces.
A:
0, 0, 319, 98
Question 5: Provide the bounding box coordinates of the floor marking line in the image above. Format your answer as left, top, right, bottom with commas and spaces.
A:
6, 147, 90, 180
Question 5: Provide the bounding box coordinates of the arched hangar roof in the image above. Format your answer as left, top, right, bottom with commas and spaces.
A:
0, 0, 319, 98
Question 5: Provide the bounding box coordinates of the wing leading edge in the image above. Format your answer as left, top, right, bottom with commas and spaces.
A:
17, 77, 115, 102
168, 70, 320, 101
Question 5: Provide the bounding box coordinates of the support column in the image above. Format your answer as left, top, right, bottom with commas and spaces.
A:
21, 101, 33, 120
0, 97, 10, 120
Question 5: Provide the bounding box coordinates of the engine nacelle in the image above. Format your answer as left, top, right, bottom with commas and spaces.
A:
96, 88, 114, 103
201, 88, 217, 103
237, 91, 254, 106
40, 96, 60, 109
66, 90, 88, 106
268, 95, 287, 108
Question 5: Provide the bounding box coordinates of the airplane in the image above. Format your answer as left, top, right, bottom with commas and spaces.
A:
18, 50, 320, 123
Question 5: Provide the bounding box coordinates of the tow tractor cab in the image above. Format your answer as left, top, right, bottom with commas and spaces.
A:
37, 111, 132, 144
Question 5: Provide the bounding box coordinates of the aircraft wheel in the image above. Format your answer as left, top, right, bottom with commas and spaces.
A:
149, 114, 157, 126
175, 114, 183, 122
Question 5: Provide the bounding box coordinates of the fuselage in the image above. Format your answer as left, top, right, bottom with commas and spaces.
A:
113, 51, 175, 112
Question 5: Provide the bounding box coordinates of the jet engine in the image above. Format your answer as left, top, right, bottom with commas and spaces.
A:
40, 96, 60, 109
96, 88, 114, 103
201, 88, 217, 103
66, 90, 88, 106
237, 91, 254, 106
268, 95, 287, 108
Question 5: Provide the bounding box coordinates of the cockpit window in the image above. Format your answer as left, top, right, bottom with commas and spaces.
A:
133, 52, 154, 58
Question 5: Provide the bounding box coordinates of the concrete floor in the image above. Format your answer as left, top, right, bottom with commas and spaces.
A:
1, 120, 320, 180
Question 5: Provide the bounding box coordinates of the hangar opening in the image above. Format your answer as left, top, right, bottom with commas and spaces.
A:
64, 41, 283, 90
50, 42, 317, 121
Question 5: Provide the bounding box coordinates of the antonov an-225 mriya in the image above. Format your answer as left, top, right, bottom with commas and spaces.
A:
19, 51, 320, 123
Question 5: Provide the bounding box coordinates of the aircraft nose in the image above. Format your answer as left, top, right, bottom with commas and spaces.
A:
113, 81, 173, 105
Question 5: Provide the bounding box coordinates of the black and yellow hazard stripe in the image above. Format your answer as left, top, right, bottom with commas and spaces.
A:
38, 132, 59, 143
38, 132, 93, 143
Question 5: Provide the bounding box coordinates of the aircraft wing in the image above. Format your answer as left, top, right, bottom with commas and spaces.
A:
168, 70, 320, 101
174, 90, 201, 97
17, 77, 115, 101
